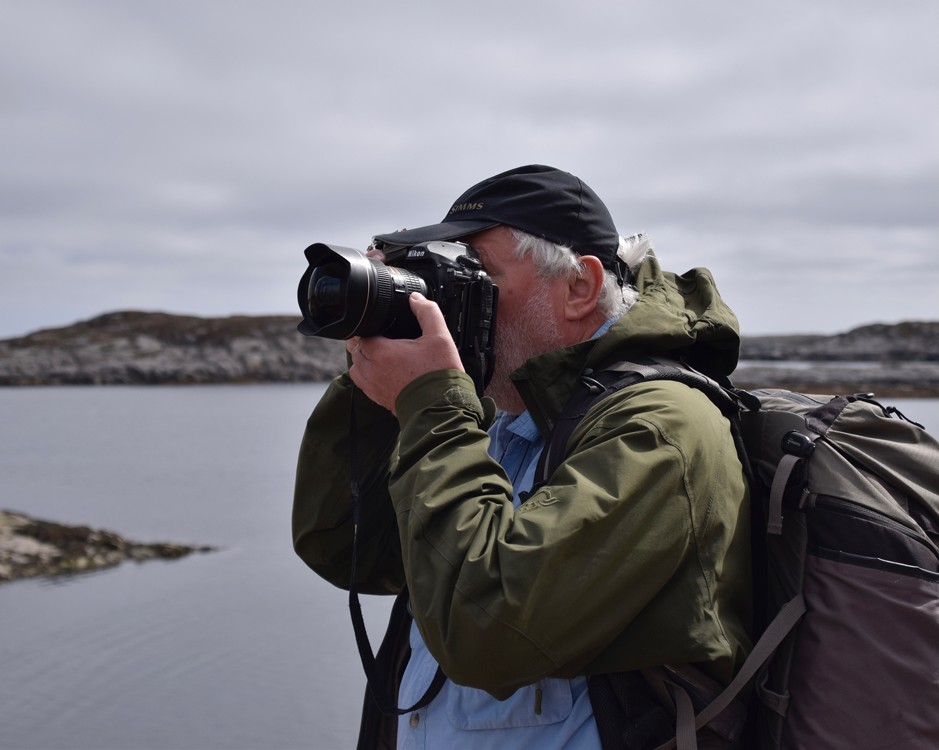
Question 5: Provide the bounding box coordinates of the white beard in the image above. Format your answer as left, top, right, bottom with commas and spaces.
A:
485, 280, 563, 414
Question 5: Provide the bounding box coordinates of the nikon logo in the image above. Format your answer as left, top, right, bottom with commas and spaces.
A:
449, 201, 484, 214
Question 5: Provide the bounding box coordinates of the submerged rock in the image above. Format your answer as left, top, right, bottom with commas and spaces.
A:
0, 509, 217, 583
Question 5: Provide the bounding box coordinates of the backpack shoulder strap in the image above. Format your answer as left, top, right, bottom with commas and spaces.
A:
533, 357, 747, 490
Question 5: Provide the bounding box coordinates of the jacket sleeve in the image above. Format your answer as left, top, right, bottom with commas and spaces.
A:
390, 369, 749, 699
292, 372, 406, 595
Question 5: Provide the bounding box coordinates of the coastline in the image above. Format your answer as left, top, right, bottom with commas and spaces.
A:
1, 312, 938, 396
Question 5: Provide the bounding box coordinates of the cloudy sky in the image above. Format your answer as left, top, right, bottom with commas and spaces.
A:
2, 0, 937, 339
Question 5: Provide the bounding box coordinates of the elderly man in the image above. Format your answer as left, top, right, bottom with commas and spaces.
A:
293, 165, 751, 749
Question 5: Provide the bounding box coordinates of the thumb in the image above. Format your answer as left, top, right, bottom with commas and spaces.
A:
409, 293, 449, 337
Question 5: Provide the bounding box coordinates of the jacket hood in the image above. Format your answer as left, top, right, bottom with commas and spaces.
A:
510, 251, 741, 435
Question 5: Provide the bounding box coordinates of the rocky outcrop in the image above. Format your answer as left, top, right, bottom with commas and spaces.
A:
0, 509, 217, 584
0, 311, 346, 385
739, 321, 939, 362
1, 311, 938, 395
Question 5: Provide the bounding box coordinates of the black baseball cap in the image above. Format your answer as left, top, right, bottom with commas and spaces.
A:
372, 164, 623, 273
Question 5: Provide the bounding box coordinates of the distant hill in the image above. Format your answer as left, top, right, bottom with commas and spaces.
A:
1, 312, 938, 395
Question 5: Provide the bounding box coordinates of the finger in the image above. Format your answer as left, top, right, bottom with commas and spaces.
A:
408, 293, 449, 337
365, 247, 386, 262
345, 336, 362, 355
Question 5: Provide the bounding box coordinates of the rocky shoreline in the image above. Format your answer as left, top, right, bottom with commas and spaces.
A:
0, 509, 217, 585
1, 312, 938, 396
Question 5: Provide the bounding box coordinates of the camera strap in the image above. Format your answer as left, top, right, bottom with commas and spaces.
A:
347, 386, 447, 716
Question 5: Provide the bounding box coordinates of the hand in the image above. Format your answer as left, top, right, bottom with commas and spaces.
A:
347, 293, 464, 414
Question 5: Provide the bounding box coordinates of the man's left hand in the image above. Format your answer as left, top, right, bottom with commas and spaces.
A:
347, 293, 464, 414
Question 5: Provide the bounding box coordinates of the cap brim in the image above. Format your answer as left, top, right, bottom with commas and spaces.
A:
372, 219, 499, 249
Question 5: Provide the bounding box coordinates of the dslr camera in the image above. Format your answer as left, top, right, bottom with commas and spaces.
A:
297, 241, 498, 394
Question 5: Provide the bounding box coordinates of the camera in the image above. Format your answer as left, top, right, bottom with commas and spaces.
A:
297, 241, 498, 395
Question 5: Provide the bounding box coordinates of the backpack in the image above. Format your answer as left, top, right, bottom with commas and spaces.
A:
535, 358, 939, 750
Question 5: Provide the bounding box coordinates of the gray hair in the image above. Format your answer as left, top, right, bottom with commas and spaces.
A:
508, 228, 651, 318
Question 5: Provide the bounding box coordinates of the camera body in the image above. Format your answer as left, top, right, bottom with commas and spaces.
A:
297, 241, 498, 394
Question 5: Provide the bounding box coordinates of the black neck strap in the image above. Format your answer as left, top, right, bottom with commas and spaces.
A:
347, 385, 446, 716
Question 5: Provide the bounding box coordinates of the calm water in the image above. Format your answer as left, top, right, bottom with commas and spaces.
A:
0, 384, 393, 750
1, 387, 937, 750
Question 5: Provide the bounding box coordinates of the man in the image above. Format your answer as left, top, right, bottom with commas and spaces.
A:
293, 165, 751, 749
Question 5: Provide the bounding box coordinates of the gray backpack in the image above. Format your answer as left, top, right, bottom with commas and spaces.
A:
538, 360, 939, 750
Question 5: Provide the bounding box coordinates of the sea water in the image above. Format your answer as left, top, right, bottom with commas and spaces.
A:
0, 384, 393, 750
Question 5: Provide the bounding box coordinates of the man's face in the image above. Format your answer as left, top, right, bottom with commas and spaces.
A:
465, 226, 566, 414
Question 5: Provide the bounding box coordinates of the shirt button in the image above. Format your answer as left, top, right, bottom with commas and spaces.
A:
409, 713, 420, 728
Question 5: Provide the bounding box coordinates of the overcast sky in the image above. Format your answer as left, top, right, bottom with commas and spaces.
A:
2, 0, 937, 339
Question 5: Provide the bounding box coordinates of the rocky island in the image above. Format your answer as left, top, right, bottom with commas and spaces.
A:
0, 311, 937, 396
0, 509, 216, 584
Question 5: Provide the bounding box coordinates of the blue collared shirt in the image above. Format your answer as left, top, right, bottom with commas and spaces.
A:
396, 317, 620, 748
396, 409, 601, 748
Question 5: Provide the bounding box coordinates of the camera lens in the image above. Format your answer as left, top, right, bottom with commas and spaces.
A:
297, 243, 429, 339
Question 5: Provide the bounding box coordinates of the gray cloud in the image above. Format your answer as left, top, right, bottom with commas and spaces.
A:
2, 0, 937, 337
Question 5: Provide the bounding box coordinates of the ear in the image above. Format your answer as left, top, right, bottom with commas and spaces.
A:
562, 255, 605, 321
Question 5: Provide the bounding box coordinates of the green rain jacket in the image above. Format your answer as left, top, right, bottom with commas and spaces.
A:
292, 252, 752, 701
